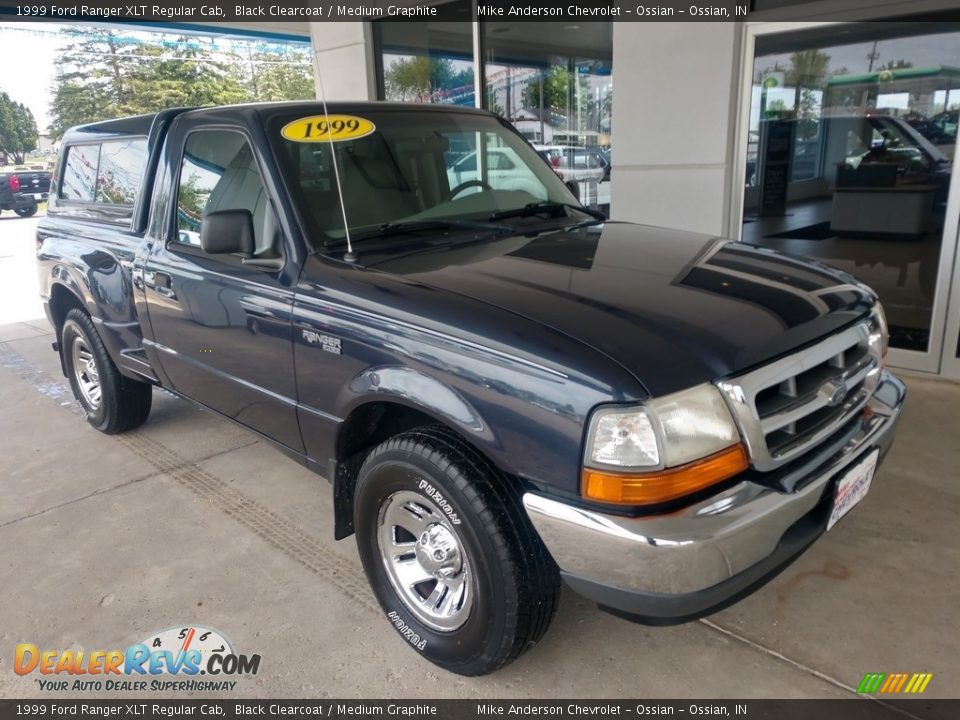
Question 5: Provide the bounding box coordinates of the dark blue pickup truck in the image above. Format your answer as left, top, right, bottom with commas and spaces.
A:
37, 102, 905, 676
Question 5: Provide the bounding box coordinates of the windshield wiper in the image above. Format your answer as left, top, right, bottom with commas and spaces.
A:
488, 201, 606, 223
351, 219, 512, 242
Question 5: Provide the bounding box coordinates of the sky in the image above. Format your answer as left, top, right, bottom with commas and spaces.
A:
0, 24, 64, 131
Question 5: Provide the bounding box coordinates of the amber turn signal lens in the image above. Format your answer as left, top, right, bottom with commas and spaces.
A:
582, 443, 749, 505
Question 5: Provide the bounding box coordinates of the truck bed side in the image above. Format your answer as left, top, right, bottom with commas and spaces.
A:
36, 109, 189, 383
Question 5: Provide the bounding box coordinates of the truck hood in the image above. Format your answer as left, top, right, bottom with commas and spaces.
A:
369, 221, 875, 396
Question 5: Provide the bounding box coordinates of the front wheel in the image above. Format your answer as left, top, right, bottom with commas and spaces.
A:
61, 309, 152, 434
14, 205, 38, 218
354, 426, 560, 676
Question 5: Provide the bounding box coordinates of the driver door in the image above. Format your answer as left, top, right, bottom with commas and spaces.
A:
143, 121, 303, 452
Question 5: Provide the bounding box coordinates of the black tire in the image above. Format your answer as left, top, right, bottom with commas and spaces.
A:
354, 425, 560, 676
14, 205, 38, 218
61, 308, 152, 434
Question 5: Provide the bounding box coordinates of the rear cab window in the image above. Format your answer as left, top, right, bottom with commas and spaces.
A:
57, 138, 148, 221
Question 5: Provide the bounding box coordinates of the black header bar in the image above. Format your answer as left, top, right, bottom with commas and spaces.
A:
1, 0, 958, 22
1, 0, 768, 23
0, 699, 956, 720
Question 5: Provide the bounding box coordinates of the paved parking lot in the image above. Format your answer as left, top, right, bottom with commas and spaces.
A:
1, 214, 958, 699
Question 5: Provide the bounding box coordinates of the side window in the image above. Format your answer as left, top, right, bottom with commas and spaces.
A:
175, 131, 270, 253
96, 140, 148, 205
60, 145, 99, 201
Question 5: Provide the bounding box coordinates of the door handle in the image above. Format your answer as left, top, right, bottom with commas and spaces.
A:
152, 272, 177, 300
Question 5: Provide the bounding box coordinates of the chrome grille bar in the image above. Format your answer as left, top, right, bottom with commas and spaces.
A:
717, 319, 884, 472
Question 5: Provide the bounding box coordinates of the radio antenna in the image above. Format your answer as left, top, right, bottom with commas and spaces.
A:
316, 68, 356, 263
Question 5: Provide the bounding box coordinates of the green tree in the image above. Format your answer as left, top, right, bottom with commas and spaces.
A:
384, 55, 472, 102
0, 92, 38, 164
877, 59, 914, 72
785, 50, 831, 137
50, 29, 139, 137
49, 27, 314, 138
242, 46, 315, 102
121, 42, 248, 111
522, 66, 591, 126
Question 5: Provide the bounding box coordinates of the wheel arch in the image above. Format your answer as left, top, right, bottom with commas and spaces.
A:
48, 282, 90, 377
330, 395, 521, 541
48, 280, 90, 332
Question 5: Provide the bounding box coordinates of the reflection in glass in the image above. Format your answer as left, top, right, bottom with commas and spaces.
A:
60, 144, 99, 202
742, 23, 960, 353
96, 139, 147, 205
374, 4, 474, 106
482, 23, 612, 213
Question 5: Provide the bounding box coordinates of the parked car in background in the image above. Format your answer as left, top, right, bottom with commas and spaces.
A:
535, 145, 605, 184
596, 146, 612, 181
447, 147, 545, 196
907, 109, 958, 160
0, 167, 50, 217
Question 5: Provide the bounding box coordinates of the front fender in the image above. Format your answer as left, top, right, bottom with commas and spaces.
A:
342, 365, 494, 443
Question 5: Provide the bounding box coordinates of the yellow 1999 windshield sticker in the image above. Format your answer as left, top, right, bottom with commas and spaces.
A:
281, 115, 376, 143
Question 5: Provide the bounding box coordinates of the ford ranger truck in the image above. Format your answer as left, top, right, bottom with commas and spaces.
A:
36, 103, 905, 676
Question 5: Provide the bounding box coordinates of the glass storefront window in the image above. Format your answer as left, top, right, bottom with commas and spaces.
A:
373, 3, 475, 106
742, 23, 960, 354
482, 23, 613, 214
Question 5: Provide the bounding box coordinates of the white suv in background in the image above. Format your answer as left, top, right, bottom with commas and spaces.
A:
447, 147, 547, 196
535, 145, 606, 184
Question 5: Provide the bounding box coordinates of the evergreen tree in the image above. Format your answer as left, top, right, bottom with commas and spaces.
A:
49, 27, 314, 139
0, 91, 38, 164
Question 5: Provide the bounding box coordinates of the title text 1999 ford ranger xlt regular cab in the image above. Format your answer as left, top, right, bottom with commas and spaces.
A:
38, 103, 904, 676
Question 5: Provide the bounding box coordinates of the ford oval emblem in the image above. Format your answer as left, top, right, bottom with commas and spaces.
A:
821, 377, 848, 407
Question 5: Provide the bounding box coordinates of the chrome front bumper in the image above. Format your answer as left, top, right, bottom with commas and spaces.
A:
522, 371, 906, 622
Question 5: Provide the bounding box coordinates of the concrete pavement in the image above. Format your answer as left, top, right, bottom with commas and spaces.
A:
0, 213, 957, 700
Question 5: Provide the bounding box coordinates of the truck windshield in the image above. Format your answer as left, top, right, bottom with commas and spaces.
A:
270, 108, 582, 249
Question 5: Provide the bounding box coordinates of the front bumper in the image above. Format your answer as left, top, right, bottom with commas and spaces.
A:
522, 371, 906, 623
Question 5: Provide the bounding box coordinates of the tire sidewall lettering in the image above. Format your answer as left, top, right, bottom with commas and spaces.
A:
355, 456, 508, 669
386, 609, 427, 651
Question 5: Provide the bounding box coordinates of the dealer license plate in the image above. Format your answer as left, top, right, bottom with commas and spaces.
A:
33, 193, 45, 201
827, 449, 879, 531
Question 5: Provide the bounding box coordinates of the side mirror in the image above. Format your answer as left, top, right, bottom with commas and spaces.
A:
565, 180, 580, 202
200, 209, 255, 255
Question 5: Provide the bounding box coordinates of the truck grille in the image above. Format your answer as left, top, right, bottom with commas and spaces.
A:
717, 318, 884, 472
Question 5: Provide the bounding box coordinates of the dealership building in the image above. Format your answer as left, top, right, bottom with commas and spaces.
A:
151, 0, 960, 380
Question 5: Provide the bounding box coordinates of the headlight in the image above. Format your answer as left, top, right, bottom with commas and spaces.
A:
648, 384, 742, 466
582, 384, 747, 505
585, 408, 660, 468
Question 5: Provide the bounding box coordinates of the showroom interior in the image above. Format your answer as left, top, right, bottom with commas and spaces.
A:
1, 0, 959, 702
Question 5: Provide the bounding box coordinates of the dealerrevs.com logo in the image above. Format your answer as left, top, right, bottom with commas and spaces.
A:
14, 626, 261, 692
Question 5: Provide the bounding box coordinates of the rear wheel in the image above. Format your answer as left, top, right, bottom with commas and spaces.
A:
61, 309, 152, 434
14, 205, 38, 218
353, 425, 560, 676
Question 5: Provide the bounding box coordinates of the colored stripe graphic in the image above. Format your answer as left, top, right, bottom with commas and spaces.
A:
857, 673, 886, 693
858, 672, 933, 694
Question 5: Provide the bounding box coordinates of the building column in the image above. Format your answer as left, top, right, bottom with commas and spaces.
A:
610, 22, 741, 235
309, 22, 377, 101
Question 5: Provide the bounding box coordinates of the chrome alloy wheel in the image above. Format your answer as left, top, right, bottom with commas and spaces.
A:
71, 335, 102, 409
377, 489, 473, 632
